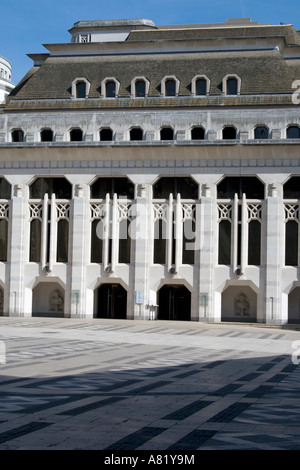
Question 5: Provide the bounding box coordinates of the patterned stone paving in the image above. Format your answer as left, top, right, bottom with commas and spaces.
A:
0, 317, 299, 451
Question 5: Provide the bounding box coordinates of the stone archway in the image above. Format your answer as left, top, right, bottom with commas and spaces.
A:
221, 285, 257, 322
94, 283, 127, 319
157, 284, 191, 321
32, 282, 65, 317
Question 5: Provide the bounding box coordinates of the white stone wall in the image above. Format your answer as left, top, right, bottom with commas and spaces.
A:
0, 56, 14, 104
0, 162, 296, 324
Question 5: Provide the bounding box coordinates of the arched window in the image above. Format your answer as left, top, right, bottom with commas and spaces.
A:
196, 79, 207, 95
70, 128, 83, 142
287, 125, 300, 139
71, 78, 90, 99
165, 79, 176, 96
161, 76, 180, 97
76, 81, 86, 98
106, 81, 116, 97
40, 128, 54, 142
160, 127, 174, 141
101, 78, 120, 98
191, 126, 205, 140
130, 127, 143, 141
222, 126, 237, 139
99, 127, 113, 141
191, 75, 210, 96
131, 77, 149, 97
11, 129, 24, 142
254, 126, 269, 139
223, 74, 241, 95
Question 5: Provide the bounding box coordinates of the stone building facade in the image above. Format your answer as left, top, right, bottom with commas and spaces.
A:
1, 17, 300, 324
0, 55, 14, 103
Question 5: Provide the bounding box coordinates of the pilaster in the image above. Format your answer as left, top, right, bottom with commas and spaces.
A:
69, 183, 88, 317
265, 184, 282, 323
133, 184, 150, 319
8, 184, 26, 316
199, 184, 215, 321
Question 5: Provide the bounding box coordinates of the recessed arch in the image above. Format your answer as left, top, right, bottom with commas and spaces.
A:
157, 284, 191, 321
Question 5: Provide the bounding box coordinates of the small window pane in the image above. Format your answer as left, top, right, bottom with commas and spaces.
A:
0, 179, 11, 199
90, 177, 134, 199
284, 177, 300, 199
287, 126, 300, 139
0, 219, 8, 262
227, 78, 238, 95
219, 220, 231, 265
182, 219, 195, 264
30, 178, 72, 200
222, 126, 236, 139
254, 126, 268, 139
248, 220, 261, 265
165, 79, 176, 96
196, 79, 206, 95
57, 219, 69, 262
76, 82, 86, 98
91, 219, 102, 263
100, 128, 113, 141
160, 127, 174, 140
286, 221, 298, 266
106, 81, 116, 97
12, 129, 24, 142
41, 129, 53, 142
154, 219, 166, 264
130, 128, 143, 141
135, 80, 146, 97
70, 128, 83, 141
30, 219, 41, 262
119, 219, 131, 263
191, 127, 205, 140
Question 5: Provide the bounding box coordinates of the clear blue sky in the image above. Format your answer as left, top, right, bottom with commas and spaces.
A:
2, 0, 300, 84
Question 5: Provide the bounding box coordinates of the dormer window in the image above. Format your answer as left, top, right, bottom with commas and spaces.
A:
161, 76, 180, 97
131, 77, 150, 97
101, 78, 120, 98
191, 75, 210, 96
223, 74, 241, 95
71, 78, 91, 99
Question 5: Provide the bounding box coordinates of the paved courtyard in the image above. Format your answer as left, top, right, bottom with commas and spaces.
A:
0, 316, 299, 451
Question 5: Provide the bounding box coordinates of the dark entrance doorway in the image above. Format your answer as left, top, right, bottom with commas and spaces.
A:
158, 285, 191, 321
95, 284, 127, 319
